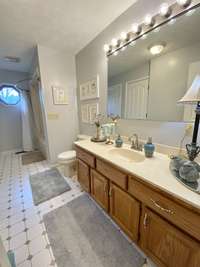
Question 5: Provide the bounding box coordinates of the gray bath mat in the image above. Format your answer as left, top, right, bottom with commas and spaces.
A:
29, 168, 71, 205
22, 151, 45, 165
44, 194, 145, 267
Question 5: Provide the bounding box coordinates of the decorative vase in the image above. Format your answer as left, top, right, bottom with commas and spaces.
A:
144, 137, 155, 158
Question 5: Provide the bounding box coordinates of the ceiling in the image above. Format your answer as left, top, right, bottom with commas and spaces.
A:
109, 7, 200, 78
0, 0, 137, 73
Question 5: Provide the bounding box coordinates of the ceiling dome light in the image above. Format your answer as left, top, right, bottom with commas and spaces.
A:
144, 14, 155, 26
111, 38, 118, 47
120, 32, 128, 41
149, 43, 166, 55
176, 0, 191, 7
160, 3, 171, 17
132, 23, 142, 34
103, 44, 110, 52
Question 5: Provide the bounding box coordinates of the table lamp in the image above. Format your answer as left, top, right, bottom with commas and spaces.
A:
178, 75, 200, 161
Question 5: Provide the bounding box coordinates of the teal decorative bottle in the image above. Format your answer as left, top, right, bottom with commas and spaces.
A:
115, 134, 123, 148
144, 137, 155, 158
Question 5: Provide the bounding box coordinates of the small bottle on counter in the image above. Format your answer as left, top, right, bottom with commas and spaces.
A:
115, 134, 123, 148
144, 137, 155, 158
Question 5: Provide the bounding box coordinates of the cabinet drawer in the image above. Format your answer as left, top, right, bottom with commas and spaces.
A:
96, 159, 127, 190
129, 176, 200, 241
76, 147, 95, 168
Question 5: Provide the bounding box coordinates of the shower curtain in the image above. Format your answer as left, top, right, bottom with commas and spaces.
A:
21, 90, 34, 151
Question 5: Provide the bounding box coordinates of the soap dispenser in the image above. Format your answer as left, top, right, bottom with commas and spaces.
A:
144, 137, 155, 158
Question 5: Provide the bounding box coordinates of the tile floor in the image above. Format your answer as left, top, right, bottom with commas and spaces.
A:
0, 150, 83, 267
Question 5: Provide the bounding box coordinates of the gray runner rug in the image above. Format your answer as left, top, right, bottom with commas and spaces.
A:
43, 194, 145, 267
29, 168, 71, 205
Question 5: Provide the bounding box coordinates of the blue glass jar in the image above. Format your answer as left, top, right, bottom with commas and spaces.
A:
144, 137, 155, 158
115, 134, 123, 148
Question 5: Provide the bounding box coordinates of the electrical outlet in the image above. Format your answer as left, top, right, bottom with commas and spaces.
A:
185, 124, 193, 136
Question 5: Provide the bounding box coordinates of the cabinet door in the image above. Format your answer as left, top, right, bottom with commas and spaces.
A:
109, 183, 140, 241
91, 170, 109, 211
77, 159, 90, 192
140, 208, 200, 267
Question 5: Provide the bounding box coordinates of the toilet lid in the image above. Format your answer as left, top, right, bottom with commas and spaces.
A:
58, 150, 76, 161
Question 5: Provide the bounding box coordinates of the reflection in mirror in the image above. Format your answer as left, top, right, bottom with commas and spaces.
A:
107, 7, 200, 122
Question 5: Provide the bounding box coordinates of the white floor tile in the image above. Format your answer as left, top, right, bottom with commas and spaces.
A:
9, 232, 27, 250
31, 249, 52, 267
29, 236, 47, 255
14, 245, 29, 265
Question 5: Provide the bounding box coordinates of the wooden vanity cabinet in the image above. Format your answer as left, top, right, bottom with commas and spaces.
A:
77, 159, 90, 192
140, 208, 200, 267
76, 145, 200, 267
109, 182, 140, 242
91, 169, 109, 212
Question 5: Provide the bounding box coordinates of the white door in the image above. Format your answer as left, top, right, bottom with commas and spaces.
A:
183, 61, 200, 121
107, 84, 122, 116
125, 78, 149, 119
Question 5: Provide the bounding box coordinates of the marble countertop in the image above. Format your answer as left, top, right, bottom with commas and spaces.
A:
75, 139, 200, 210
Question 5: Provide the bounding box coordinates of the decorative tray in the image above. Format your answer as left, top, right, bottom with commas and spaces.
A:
170, 168, 200, 194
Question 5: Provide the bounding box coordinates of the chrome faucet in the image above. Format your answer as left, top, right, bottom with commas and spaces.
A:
129, 133, 143, 151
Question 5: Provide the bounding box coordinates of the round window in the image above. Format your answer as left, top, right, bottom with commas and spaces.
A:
0, 85, 20, 105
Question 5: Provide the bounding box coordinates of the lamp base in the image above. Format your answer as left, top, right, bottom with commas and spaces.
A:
186, 143, 200, 161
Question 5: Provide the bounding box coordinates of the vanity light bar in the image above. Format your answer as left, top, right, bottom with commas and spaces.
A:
104, 0, 199, 56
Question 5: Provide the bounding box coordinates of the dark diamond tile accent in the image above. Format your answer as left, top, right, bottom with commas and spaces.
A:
39, 220, 43, 224
37, 211, 41, 215
50, 205, 54, 208
25, 240, 31, 245
21, 209, 26, 213
6, 236, 11, 241
6, 225, 11, 229
24, 228, 29, 232
7, 215, 11, 219
7, 207, 11, 210
27, 255, 33, 261
22, 218, 26, 222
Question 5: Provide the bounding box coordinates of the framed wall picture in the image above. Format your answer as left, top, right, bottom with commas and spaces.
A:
81, 104, 89, 123
80, 75, 99, 100
52, 86, 68, 105
88, 103, 99, 124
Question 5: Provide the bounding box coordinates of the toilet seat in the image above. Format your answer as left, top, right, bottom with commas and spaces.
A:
58, 150, 76, 162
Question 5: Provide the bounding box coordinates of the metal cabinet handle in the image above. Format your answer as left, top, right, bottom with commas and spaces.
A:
143, 213, 148, 228
150, 198, 174, 215
109, 187, 113, 197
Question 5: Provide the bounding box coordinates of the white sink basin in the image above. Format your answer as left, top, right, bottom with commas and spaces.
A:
108, 148, 145, 163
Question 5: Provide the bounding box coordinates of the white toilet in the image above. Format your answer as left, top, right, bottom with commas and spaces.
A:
57, 135, 90, 177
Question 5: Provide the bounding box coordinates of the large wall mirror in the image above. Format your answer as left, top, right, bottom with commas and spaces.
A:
107, 7, 200, 122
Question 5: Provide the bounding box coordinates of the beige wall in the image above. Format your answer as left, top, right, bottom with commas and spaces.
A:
38, 45, 79, 162
148, 42, 200, 121
75, 0, 198, 147
0, 69, 29, 152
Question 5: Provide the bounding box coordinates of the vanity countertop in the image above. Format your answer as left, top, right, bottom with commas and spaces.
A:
74, 140, 200, 210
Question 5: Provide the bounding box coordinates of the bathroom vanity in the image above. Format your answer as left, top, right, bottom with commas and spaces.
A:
75, 140, 200, 267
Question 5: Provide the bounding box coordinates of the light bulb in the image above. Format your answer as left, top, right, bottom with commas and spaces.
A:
111, 38, 118, 47
160, 3, 171, 17
120, 32, 127, 41
149, 43, 166, 55
176, 0, 191, 7
113, 51, 119, 56
144, 14, 155, 26
121, 46, 127, 51
132, 23, 142, 34
103, 44, 110, 52
141, 34, 147, 40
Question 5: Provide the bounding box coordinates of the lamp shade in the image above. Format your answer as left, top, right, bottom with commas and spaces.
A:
178, 75, 200, 104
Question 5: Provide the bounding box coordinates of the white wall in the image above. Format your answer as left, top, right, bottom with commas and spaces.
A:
37, 45, 78, 162
75, 0, 197, 148
0, 69, 29, 152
